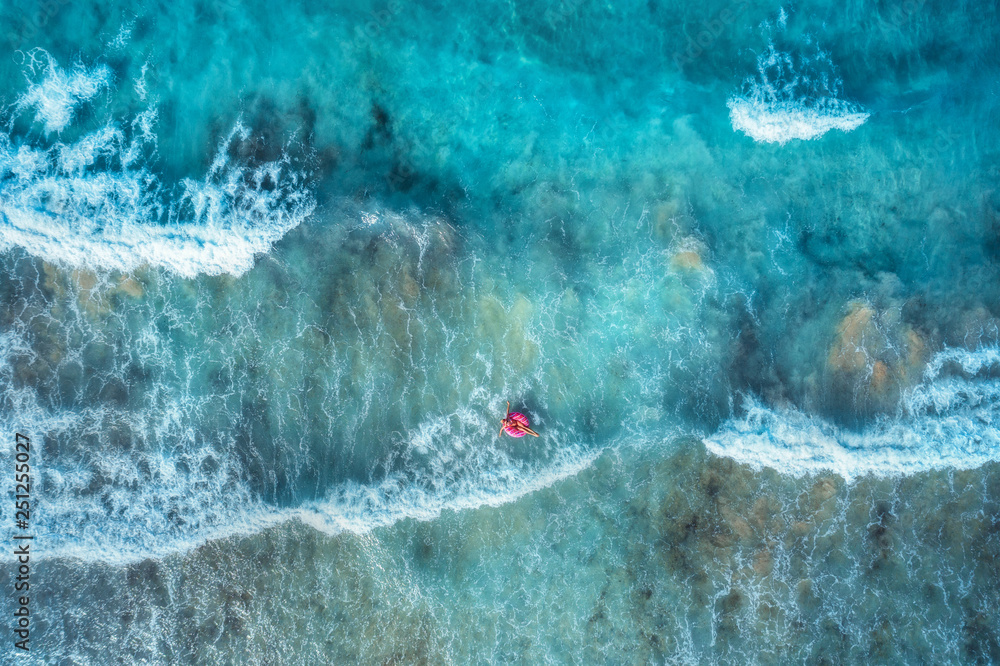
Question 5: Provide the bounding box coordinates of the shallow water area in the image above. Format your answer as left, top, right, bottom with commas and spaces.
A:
0, 0, 999, 662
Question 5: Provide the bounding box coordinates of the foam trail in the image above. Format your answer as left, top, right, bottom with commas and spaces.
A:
294, 445, 598, 536
728, 38, 869, 144
21, 443, 597, 565
0, 54, 314, 277
0, 349, 597, 565
705, 347, 1000, 481
14, 50, 111, 134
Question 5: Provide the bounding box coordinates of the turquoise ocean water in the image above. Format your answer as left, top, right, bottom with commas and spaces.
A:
1, 0, 999, 662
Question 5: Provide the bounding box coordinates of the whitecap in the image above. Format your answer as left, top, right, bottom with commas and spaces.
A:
13, 50, 111, 135
728, 39, 869, 144
705, 347, 1000, 481
0, 341, 596, 564
24, 432, 596, 565
0, 54, 314, 278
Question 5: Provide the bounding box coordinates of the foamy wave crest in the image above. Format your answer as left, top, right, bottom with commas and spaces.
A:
14, 50, 110, 134
705, 347, 1000, 481
1, 368, 595, 565
32, 443, 595, 566
0, 53, 314, 277
728, 39, 869, 144
297, 436, 598, 536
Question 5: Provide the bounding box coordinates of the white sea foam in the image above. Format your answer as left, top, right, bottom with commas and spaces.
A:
0, 346, 596, 565
296, 443, 597, 536
728, 39, 869, 144
705, 347, 1000, 481
0, 54, 314, 277
13, 51, 111, 134
29, 438, 596, 565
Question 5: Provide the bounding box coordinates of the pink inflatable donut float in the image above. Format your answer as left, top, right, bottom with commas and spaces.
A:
504, 412, 530, 437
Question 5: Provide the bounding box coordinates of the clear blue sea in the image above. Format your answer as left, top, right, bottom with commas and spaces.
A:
1, 0, 999, 662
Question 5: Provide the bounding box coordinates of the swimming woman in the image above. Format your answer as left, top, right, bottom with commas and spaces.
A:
499, 401, 539, 437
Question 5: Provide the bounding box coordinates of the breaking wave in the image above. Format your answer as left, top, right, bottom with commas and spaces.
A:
0, 52, 314, 278
705, 347, 1000, 481
728, 37, 869, 144
0, 322, 597, 565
